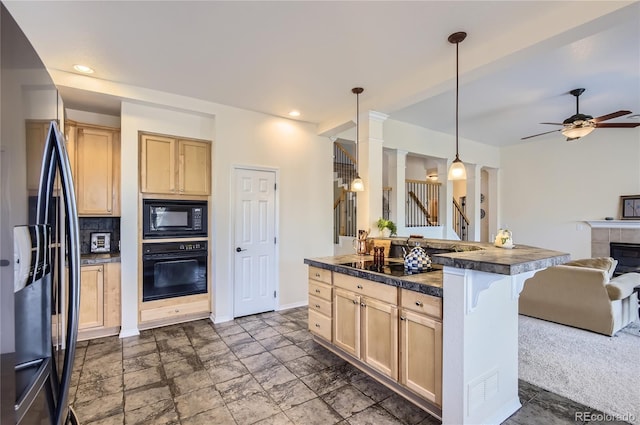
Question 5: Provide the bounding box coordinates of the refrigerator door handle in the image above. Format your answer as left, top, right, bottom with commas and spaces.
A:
36, 121, 80, 425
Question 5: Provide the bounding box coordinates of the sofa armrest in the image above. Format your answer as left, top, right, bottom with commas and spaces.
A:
606, 272, 640, 300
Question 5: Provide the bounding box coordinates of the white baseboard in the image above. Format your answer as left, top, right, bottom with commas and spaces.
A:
277, 301, 308, 311
211, 314, 234, 324
119, 328, 140, 339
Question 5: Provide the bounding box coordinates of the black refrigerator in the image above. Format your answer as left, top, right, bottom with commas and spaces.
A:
1, 4, 81, 425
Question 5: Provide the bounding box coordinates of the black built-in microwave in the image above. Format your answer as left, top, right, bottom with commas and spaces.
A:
142, 199, 207, 239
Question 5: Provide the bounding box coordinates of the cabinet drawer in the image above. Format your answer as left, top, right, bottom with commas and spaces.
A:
334, 273, 397, 304
140, 299, 209, 322
400, 289, 442, 319
308, 294, 332, 317
308, 309, 332, 341
308, 280, 332, 301
308, 266, 332, 284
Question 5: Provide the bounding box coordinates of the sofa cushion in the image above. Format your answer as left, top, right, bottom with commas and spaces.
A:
606, 272, 640, 300
565, 257, 618, 280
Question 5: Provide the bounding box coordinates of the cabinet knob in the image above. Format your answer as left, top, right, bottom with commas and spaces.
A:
400, 316, 406, 321
315, 289, 321, 293
356, 284, 363, 289
315, 304, 320, 308
315, 273, 320, 277
415, 301, 423, 307
315, 323, 320, 328
352, 299, 357, 304
175, 309, 180, 313
360, 302, 366, 307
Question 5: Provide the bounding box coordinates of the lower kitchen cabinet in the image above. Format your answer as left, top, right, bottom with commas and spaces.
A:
78, 262, 120, 340
333, 288, 360, 356
362, 296, 398, 380
139, 294, 209, 324
307, 266, 333, 341
333, 274, 399, 380
308, 266, 443, 413
399, 309, 442, 405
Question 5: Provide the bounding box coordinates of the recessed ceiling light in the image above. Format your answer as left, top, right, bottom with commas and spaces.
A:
73, 64, 94, 74
288, 110, 301, 117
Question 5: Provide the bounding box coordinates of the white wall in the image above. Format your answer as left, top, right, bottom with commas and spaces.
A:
500, 130, 640, 259
116, 96, 332, 334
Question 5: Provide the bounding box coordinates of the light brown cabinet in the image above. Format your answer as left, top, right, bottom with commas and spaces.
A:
26, 120, 61, 193
333, 273, 398, 380
79, 265, 105, 329
139, 132, 211, 195
399, 288, 442, 406
78, 263, 121, 339
308, 266, 332, 341
308, 266, 443, 412
66, 121, 121, 216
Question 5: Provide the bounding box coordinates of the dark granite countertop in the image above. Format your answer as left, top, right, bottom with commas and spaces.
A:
305, 254, 444, 298
80, 253, 121, 265
305, 239, 570, 298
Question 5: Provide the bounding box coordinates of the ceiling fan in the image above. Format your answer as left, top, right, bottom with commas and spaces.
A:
521, 88, 640, 141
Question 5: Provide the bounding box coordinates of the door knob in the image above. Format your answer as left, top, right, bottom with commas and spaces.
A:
236, 247, 246, 252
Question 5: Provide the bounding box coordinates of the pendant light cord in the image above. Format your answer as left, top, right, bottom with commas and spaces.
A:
455, 40, 459, 159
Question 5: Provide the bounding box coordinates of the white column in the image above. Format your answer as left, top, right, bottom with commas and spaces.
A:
391, 150, 408, 230
442, 267, 534, 424
357, 111, 388, 233
467, 164, 481, 242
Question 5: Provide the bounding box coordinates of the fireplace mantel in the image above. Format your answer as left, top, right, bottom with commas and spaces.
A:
585, 220, 640, 229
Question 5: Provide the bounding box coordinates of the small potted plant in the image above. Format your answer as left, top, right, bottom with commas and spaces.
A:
376, 218, 397, 237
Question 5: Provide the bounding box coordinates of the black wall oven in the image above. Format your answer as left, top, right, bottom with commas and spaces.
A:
142, 241, 208, 302
143, 199, 207, 239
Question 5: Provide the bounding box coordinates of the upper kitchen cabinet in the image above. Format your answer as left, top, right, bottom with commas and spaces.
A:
66, 121, 121, 216
26, 120, 61, 193
139, 132, 211, 196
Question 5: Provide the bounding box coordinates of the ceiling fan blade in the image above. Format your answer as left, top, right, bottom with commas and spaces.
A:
540, 122, 564, 126
521, 129, 561, 140
595, 122, 640, 128
593, 110, 632, 122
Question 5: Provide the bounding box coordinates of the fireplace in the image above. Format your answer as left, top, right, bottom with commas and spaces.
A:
610, 242, 640, 276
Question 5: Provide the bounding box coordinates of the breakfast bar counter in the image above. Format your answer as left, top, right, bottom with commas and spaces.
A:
304, 239, 569, 425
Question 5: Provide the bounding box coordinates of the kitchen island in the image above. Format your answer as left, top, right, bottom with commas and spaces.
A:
304, 239, 568, 425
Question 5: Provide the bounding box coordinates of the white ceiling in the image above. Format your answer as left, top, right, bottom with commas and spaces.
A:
5, 1, 640, 147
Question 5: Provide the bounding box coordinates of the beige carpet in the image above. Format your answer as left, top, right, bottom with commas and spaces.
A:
518, 315, 640, 424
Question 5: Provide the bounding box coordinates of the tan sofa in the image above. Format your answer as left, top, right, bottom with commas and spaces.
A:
519, 257, 640, 336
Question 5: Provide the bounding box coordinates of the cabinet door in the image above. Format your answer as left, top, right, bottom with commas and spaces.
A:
178, 140, 210, 195
79, 265, 105, 330
361, 297, 398, 380
399, 309, 442, 406
140, 133, 177, 194
76, 127, 114, 215
26, 121, 61, 193
333, 288, 360, 357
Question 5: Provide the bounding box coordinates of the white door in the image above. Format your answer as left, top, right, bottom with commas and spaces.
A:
233, 168, 277, 317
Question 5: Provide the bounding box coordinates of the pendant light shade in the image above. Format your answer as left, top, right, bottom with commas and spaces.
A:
447, 31, 467, 181
351, 87, 365, 192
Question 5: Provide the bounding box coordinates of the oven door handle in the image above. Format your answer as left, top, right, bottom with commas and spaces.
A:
143, 252, 206, 261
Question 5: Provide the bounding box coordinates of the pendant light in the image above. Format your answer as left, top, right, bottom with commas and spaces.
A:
447, 31, 467, 181
351, 87, 365, 192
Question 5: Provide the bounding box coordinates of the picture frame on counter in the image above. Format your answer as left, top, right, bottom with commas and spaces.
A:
620, 195, 640, 220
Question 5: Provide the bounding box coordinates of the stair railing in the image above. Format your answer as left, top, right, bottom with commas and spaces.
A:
452, 197, 469, 240
406, 179, 440, 227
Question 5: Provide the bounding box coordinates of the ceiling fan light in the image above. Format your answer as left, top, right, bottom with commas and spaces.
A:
561, 122, 596, 140
448, 158, 467, 180
351, 176, 364, 192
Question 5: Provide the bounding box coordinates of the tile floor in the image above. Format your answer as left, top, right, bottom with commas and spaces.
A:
69, 307, 627, 425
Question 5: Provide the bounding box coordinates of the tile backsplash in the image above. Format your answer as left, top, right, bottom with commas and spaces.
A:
79, 217, 120, 254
